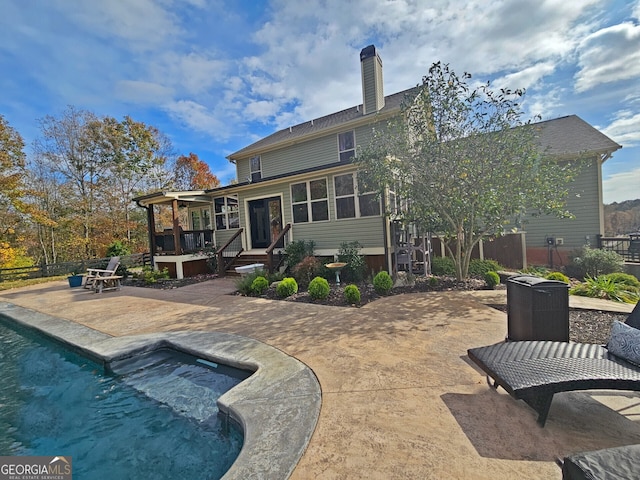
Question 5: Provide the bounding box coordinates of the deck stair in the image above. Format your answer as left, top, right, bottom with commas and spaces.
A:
224, 254, 272, 276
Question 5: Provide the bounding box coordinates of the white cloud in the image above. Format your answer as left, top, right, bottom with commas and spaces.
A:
53, 0, 181, 52
493, 62, 557, 91
601, 111, 640, 147
575, 21, 640, 92
603, 166, 640, 203
115, 80, 174, 104
164, 100, 226, 137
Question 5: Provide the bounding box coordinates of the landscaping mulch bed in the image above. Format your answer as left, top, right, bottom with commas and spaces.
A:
124, 274, 629, 345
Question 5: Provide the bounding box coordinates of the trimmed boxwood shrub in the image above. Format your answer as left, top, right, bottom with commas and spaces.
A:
431, 256, 455, 276
308, 276, 330, 300
276, 277, 298, 298
344, 284, 361, 304
546, 271, 570, 283
484, 271, 500, 289
468, 259, 501, 277
251, 276, 269, 295
600, 272, 640, 290
373, 271, 393, 295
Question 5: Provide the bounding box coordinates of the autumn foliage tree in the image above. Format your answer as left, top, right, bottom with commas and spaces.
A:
174, 153, 220, 190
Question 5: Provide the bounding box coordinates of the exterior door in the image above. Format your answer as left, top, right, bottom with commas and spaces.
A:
248, 197, 283, 249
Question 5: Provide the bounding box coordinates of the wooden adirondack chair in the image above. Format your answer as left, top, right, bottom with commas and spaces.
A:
84, 256, 120, 290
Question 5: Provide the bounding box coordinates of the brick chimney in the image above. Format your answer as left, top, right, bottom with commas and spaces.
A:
360, 45, 384, 115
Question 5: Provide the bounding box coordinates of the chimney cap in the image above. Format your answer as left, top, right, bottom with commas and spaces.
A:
360, 45, 378, 62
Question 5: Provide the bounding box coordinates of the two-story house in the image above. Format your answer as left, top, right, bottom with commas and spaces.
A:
134, 45, 621, 278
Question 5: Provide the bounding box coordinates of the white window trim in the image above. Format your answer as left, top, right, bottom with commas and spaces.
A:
250, 155, 262, 181
214, 196, 239, 230
291, 177, 330, 223
333, 172, 381, 220
338, 130, 356, 162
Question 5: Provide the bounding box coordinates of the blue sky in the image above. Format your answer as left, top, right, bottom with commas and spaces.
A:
1, 0, 639, 203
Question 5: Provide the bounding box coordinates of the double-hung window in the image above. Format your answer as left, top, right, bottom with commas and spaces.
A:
338, 131, 355, 162
291, 178, 329, 223
334, 173, 381, 219
214, 196, 239, 230
250, 155, 262, 182
190, 208, 212, 230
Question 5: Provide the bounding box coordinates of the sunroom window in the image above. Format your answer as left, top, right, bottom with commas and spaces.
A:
214, 196, 239, 230
334, 173, 380, 219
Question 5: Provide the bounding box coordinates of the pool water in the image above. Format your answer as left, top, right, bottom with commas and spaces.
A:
0, 321, 250, 479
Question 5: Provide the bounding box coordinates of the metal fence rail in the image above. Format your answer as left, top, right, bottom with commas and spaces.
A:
0, 253, 151, 282
597, 234, 640, 263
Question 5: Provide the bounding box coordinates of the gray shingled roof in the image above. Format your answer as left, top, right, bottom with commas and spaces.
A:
534, 115, 621, 156
228, 87, 417, 159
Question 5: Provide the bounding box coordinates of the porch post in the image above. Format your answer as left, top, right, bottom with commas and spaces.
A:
146, 205, 157, 267
172, 199, 181, 255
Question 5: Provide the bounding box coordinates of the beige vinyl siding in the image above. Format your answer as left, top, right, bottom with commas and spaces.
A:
522, 156, 602, 249
291, 217, 385, 250
235, 122, 382, 180
213, 229, 239, 248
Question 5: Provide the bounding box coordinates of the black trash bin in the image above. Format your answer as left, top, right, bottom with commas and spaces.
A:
507, 275, 569, 342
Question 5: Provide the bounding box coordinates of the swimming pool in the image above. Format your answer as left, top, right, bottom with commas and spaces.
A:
0, 301, 322, 479
0, 321, 250, 479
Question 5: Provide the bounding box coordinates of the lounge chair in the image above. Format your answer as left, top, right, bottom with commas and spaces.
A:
84, 256, 120, 290
561, 444, 640, 480
467, 302, 640, 427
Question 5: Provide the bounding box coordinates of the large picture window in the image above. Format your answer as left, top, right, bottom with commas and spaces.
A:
338, 131, 355, 162
250, 155, 262, 182
214, 196, 239, 230
291, 178, 329, 223
334, 173, 381, 219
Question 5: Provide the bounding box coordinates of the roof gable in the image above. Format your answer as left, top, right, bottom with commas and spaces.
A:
228, 87, 416, 160
535, 115, 621, 157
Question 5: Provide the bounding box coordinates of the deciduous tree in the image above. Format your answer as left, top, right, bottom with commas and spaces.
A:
174, 152, 220, 190
357, 62, 581, 279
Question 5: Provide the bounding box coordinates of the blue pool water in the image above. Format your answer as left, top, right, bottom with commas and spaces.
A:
0, 321, 251, 479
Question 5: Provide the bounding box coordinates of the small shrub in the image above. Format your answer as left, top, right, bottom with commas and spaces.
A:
136, 266, 169, 284
236, 270, 267, 296
484, 271, 500, 289
519, 265, 548, 277
568, 246, 624, 279
106, 240, 131, 257
373, 271, 393, 295
546, 271, 570, 283
468, 259, 501, 277
344, 284, 361, 304
292, 256, 322, 288
570, 275, 640, 304
428, 276, 439, 287
337, 241, 367, 283
600, 272, 640, 290
284, 240, 316, 270
251, 276, 269, 295
276, 277, 298, 298
308, 276, 330, 300
431, 256, 455, 276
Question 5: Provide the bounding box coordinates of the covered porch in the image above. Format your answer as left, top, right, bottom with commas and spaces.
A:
134, 191, 214, 279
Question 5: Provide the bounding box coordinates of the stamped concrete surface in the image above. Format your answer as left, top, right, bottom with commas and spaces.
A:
2, 279, 640, 479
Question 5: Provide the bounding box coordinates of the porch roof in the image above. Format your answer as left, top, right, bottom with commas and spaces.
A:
133, 190, 210, 208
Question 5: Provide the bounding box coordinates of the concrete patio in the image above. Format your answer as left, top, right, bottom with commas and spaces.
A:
1, 279, 639, 479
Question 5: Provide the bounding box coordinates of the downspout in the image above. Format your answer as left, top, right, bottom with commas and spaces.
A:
382, 188, 390, 274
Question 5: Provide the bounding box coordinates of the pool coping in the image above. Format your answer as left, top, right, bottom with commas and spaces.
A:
0, 302, 321, 480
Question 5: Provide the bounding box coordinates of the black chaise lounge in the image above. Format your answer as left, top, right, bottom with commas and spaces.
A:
467, 301, 640, 427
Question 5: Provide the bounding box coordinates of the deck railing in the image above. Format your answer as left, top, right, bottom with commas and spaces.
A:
266, 223, 292, 273
154, 229, 213, 255
216, 229, 244, 276
597, 234, 640, 262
